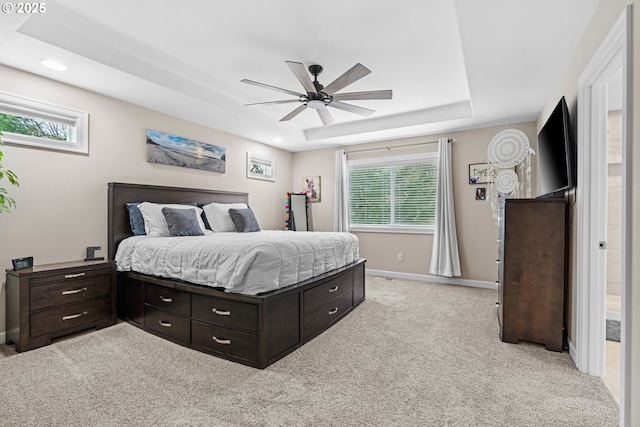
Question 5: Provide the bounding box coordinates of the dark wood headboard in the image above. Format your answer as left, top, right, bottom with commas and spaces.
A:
107, 182, 249, 260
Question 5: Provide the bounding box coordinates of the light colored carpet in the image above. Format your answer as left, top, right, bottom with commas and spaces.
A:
0, 277, 619, 426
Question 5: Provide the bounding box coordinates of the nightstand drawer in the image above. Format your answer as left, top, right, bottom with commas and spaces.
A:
30, 274, 111, 311
192, 320, 257, 362
192, 296, 257, 333
145, 305, 190, 342
29, 265, 112, 286
145, 284, 191, 316
304, 271, 353, 315
30, 298, 111, 338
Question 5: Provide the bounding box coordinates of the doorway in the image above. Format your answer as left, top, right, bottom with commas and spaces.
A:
576, 6, 629, 422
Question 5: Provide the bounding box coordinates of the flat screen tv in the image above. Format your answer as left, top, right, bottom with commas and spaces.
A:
537, 96, 576, 197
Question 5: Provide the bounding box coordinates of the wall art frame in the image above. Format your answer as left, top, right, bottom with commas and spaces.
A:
247, 152, 275, 181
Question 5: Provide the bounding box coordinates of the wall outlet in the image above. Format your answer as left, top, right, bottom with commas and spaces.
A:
397, 252, 403, 262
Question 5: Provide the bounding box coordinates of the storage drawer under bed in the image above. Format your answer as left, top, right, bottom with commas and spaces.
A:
191, 320, 258, 362
303, 289, 353, 340
145, 283, 191, 316
192, 295, 258, 333
145, 305, 190, 342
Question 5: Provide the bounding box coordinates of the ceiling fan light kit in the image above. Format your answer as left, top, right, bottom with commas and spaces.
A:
242, 61, 392, 126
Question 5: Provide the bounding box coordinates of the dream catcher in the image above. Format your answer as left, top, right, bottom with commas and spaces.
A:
486, 128, 535, 224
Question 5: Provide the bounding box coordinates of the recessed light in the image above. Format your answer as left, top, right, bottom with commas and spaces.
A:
273, 137, 282, 143
41, 60, 67, 71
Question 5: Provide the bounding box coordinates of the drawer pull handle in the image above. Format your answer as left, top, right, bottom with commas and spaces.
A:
212, 308, 231, 316
328, 286, 339, 293
212, 336, 231, 345
62, 311, 87, 321
62, 287, 88, 295
64, 272, 86, 279
159, 296, 173, 303
158, 320, 172, 328
328, 307, 339, 315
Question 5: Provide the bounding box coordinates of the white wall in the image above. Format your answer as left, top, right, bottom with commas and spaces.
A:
0, 64, 293, 335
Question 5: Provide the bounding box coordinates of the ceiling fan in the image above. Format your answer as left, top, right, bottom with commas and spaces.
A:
241, 61, 392, 126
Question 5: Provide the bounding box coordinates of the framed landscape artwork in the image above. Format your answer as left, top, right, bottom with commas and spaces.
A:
146, 130, 226, 173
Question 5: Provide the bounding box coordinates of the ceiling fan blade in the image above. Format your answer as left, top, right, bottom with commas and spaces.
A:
241, 79, 303, 97
286, 61, 317, 94
245, 99, 301, 106
323, 63, 371, 95
329, 101, 375, 117
280, 104, 307, 122
317, 108, 335, 126
332, 89, 392, 101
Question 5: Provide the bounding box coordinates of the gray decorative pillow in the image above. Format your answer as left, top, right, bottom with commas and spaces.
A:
229, 207, 261, 232
161, 207, 205, 236
126, 203, 146, 235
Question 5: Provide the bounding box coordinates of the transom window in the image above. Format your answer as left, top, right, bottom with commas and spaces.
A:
347, 152, 438, 234
0, 91, 89, 154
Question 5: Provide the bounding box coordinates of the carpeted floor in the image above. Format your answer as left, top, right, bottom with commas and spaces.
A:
0, 277, 619, 426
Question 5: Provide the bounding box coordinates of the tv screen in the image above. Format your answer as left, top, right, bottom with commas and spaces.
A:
537, 97, 575, 197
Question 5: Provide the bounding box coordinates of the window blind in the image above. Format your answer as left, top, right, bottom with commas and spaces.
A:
348, 160, 437, 227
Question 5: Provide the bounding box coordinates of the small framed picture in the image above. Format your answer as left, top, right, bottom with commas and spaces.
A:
469, 163, 514, 184
475, 187, 486, 200
247, 152, 275, 181
303, 176, 320, 202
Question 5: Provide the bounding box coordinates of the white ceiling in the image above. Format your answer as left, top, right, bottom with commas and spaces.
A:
0, 0, 600, 152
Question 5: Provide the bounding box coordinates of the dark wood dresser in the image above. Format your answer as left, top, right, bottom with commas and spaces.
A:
497, 197, 567, 352
6, 260, 117, 352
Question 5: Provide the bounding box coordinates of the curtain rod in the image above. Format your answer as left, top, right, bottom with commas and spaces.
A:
344, 138, 452, 154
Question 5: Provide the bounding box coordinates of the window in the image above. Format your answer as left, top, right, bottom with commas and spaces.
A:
348, 152, 438, 233
0, 91, 89, 154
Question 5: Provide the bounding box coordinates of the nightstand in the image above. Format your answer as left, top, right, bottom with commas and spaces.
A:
5, 260, 116, 352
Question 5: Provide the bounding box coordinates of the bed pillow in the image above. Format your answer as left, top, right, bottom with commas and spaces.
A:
162, 207, 205, 236
229, 207, 261, 233
138, 202, 206, 237
126, 203, 146, 235
203, 202, 248, 232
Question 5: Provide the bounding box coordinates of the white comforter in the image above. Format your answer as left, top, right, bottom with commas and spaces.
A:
115, 230, 359, 295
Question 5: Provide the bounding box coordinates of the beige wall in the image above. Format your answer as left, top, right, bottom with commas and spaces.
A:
293, 122, 538, 283
537, 0, 638, 423
0, 65, 293, 335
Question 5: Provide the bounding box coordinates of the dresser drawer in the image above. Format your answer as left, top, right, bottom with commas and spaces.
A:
30, 274, 111, 311
192, 296, 257, 333
303, 289, 353, 340
145, 306, 190, 342
145, 284, 191, 316
192, 320, 257, 362
30, 297, 111, 338
304, 272, 353, 315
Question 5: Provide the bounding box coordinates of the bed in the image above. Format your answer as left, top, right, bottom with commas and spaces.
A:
108, 182, 365, 368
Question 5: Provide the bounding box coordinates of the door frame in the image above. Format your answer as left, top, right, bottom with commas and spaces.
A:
576, 5, 630, 422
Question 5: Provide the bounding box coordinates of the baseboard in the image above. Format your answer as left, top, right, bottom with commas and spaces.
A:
365, 269, 497, 290
567, 336, 577, 366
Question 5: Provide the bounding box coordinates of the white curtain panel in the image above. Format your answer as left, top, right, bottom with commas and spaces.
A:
333, 149, 350, 232
429, 138, 461, 277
